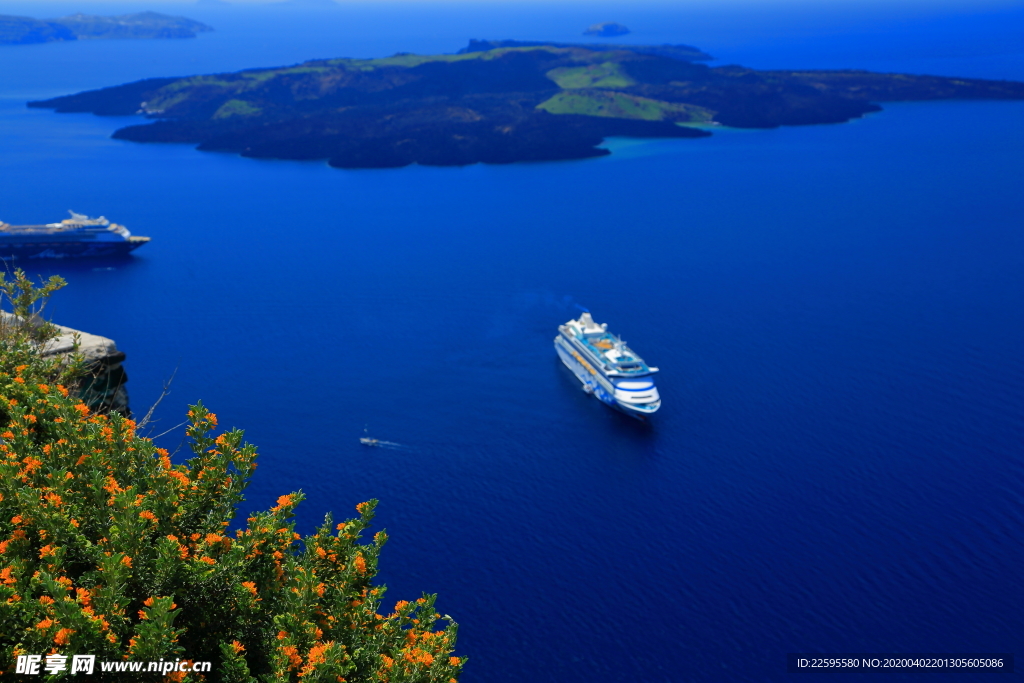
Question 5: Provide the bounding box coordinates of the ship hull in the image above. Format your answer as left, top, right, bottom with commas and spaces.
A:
0, 239, 146, 261
555, 335, 657, 421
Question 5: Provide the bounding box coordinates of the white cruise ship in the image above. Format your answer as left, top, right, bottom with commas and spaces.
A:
554, 311, 661, 419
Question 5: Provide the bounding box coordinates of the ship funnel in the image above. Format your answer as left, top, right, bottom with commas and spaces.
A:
578, 311, 603, 333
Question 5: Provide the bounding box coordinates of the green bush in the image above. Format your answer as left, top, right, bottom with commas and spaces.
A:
0, 272, 463, 682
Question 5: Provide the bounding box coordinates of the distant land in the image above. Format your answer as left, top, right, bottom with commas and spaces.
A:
584, 22, 630, 37
0, 12, 212, 45
28, 41, 1024, 168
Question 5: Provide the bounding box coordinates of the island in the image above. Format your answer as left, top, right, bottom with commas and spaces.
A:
584, 22, 631, 37
0, 11, 212, 45
28, 41, 1024, 168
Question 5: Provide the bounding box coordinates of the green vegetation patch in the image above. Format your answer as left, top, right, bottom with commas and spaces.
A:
141, 91, 193, 113
325, 46, 567, 71
240, 65, 332, 83
213, 99, 263, 119
546, 61, 635, 89
162, 75, 238, 92
538, 90, 714, 123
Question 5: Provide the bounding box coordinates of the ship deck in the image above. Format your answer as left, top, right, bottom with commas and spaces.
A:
0, 224, 106, 234
566, 329, 653, 376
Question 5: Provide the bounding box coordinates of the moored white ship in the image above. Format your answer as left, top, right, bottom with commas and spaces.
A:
554, 311, 660, 419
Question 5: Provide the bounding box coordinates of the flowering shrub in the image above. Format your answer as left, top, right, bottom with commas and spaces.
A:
0, 275, 463, 682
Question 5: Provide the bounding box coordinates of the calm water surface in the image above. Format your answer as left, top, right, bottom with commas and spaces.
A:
0, 2, 1022, 681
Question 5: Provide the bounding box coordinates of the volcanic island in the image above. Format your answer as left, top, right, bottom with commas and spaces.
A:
29, 39, 1024, 168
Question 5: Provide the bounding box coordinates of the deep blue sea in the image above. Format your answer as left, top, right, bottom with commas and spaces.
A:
1, 1, 1023, 681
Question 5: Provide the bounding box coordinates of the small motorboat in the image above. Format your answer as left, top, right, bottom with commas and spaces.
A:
360, 426, 379, 446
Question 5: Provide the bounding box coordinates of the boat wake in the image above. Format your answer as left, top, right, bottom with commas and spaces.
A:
360, 438, 408, 450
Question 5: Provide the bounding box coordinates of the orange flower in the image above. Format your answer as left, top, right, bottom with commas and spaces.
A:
277, 631, 289, 641
354, 555, 367, 575
355, 502, 371, 515
36, 618, 53, 630
120, 556, 132, 568
449, 657, 461, 666
38, 545, 55, 560
139, 511, 157, 522
39, 595, 55, 605
316, 546, 327, 558
241, 581, 257, 597
38, 384, 49, 393
198, 556, 216, 565
281, 645, 302, 670
74, 403, 89, 415
13, 377, 24, 384
299, 643, 331, 676
230, 640, 245, 654
54, 628, 74, 645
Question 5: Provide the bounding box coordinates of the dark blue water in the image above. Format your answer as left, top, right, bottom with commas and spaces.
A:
1, 2, 1022, 681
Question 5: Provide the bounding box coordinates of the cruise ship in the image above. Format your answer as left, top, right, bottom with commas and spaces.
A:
0, 212, 150, 260
555, 311, 661, 419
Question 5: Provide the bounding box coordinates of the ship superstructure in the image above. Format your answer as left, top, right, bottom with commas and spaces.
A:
555, 311, 660, 419
0, 212, 149, 260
